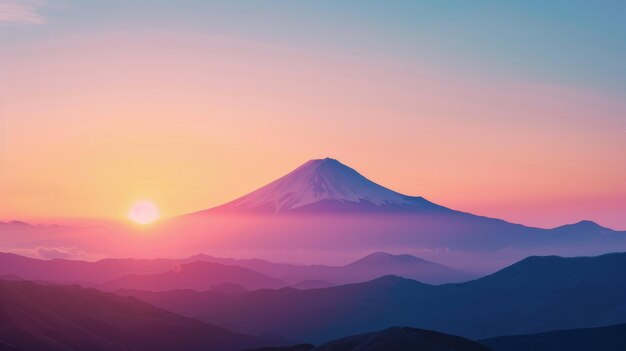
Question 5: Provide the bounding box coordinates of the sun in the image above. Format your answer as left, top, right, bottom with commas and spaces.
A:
128, 200, 160, 224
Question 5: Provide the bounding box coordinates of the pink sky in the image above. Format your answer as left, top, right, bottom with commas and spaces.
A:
1, 24, 625, 229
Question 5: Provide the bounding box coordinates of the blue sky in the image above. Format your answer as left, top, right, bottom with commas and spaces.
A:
4, 0, 626, 96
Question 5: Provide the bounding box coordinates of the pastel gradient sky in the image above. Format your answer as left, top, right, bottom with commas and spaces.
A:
1, 1, 625, 229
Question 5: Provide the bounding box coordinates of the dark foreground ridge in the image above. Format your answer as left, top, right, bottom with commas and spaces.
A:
481, 323, 626, 351
246, 326, 492, 351
0, 280, 275, 351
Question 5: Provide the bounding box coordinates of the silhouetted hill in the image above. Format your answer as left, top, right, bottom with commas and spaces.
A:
0, 280, 274, 351
103, 261, 286, 291
244, 345, 314, 351
314, 327, 491, 351
246, 327, 491, 351
552, 220, 615, 234
118, 253, 626, 343
481, 323, 626, 351
464, 252, 626, 289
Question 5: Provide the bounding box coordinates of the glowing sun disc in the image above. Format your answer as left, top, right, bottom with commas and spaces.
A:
128, 200, 160, 224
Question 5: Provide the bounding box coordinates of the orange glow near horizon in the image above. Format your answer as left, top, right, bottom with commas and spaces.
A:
1, 32, 625, 230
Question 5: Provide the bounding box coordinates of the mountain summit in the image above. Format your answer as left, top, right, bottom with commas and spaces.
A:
202, 158, 447, 214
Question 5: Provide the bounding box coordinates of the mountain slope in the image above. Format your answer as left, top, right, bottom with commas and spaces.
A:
248, 327, 491, 351
175, 158, 625, 273
3, 159, 624, 273
118, 252, 626, 343
102, 261, 286, 291
0, 250, 472, 291
313, 327, 491, 351
197, 158, 449, 214
117, 276, 439, 342
481, 323, 626, 351
339, 252, 474, 284
198, 252, 475, 285
0, 252, 191, 284
0, 279, 274, 351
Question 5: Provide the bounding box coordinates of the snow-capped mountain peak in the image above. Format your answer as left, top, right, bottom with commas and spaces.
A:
204, 158, 447, 214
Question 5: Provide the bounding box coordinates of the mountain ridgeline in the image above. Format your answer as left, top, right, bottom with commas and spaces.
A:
1, 158, 624, 272
177, 158, 625, 271
0, 280, 277, 351
0, 250, 473, 289
1, 158, 625, 350
246, 327, 492, 351
117, 252, 626, 343
198, 158, 448, 214
481, 323, 626, 351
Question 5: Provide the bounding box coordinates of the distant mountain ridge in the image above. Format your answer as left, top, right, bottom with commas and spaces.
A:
0, 251, 190, 284
0, 250, 473, 288
102, 261, 286, 291
193, 251, 475, 285
2, 158, 624, 272
174, 157, 626, 272
117, 252, 626, 343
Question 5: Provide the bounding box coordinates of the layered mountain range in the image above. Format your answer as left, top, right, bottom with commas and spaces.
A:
117, 252, 626, 343
0, 280, 276, 351
2, 251, 626, 350
1, 158, 624, 271
182, 158, 625, 270
0, 250, 474, 289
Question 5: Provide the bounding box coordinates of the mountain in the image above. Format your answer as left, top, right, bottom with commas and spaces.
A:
174, 158, 626, 272
102, 261, 286, 291
290, 280, 335, 290
3, 159, 624, 273
113, 288, 232, 321
117, 252, 626, 343
0, 250, 472, 292
116, 275, 437, 343
481, 323, 626, 351
0, 252, 195, 284
338, 251, 474, 284
0, 279, 276, 351
247, 327, 491, 351
247, 346, 314, 351
211, 282, 250, 295
196, 158, 449, 214
313, 327, 491, 351
197, 252, 475, 285
462, 252, 626, 289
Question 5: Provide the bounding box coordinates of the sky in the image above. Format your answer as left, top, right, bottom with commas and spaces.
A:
0, 0, 625, 229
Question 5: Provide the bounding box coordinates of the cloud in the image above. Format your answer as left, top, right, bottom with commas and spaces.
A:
7, 246, 105, 261
0, 0, 47, 25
